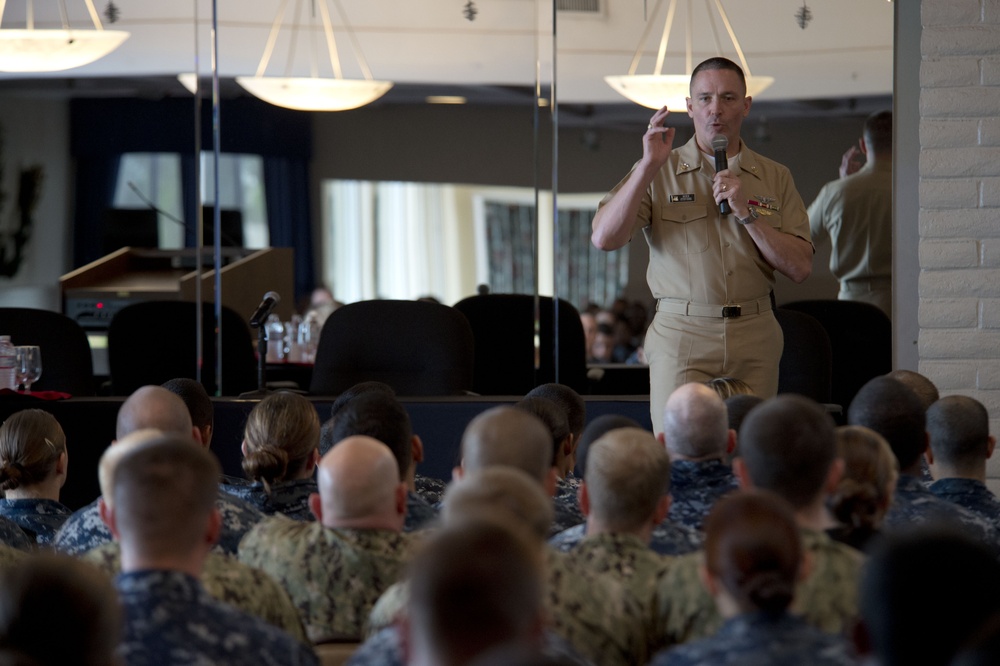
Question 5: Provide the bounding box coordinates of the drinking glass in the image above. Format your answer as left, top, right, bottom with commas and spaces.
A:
15, 346, 41, 393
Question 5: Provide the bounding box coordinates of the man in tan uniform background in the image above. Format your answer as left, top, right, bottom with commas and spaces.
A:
591, 57, 813, 432
808, 110, 893, 317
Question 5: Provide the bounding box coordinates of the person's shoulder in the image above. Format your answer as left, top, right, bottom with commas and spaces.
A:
547, 524, 586, 552
201, 593, 319, 664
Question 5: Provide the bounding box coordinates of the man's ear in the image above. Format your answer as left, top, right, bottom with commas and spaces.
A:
987, 435, 996, 460
798, 550, 815, 583
578, 482, 591, 517
544, 467, 559, 498
924, 446, 935, 466
733, 457, 752, 489
204, 507, 222, 548
308, 492, 323, 522
656, 432, 666, 446
411, 435, 425, 464
725, 429, 737, 456
824, 458, 845, 495
304, 448, 320, 473
191, 426, 203, 447
652, 494, 671, 525
452, 465, 463, 482
395, 483, 408, 516
98, 497, 119, 538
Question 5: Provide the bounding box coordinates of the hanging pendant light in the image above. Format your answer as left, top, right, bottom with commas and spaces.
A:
235, 0, 392, 112
605, 0, 773, 111
0, 0, 129, 72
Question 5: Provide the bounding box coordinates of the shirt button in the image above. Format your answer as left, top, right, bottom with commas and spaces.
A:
724, 242, 731, 248
726, 271, 734, 276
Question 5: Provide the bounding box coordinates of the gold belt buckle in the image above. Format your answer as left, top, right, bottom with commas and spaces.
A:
721, 305, 742, 318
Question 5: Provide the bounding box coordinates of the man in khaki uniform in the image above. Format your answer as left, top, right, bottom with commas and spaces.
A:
808, 110, 893, 317
238, 435, 416, 643
592, 57, 812, 432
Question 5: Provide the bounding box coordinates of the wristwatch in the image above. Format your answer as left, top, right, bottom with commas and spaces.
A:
736, 207, 759, 226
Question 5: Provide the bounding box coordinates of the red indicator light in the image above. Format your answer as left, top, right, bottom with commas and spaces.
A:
96, 302, 104, 309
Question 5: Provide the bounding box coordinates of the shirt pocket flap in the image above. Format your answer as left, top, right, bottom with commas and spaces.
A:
660, 204, 708, 225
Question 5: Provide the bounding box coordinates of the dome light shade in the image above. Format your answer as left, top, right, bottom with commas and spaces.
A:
235, 76, 392, 112
605, 73, 774, 111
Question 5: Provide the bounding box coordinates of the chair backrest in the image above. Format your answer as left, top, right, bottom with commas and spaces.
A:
781, 299, 892, 411
0, 307, 96, 395
108, 301, 258, 396
774, 307, 834, 405
309, 300, 475, 397
452, 294, 588, 395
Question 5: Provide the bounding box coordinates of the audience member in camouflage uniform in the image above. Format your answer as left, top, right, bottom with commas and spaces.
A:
109, 435, 317, 665
659, 383, 740, 530
651, 491, 857, 666
366, 467, 647, 666
549, 427, 702, 557
849, 377, 1000, 553
82, 541, 307, 643
220, 391, 321, 521
559, 428, 696, 655
0, 409, 73, 544
926, 396, 1000, 527
324, 391, 438, 532
53, 394, 264, 555
0, 554, 121, 666
526, 384, 589, 525
239, 435, 416, 642
662, 395, 864, 643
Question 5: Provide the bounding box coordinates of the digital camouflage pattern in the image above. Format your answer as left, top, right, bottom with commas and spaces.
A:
54, 492, 266, 556
0, 498, 72, 545
661, 528, 864, 644
650, 611, 858, 666
82, 542, 308, 643
0, 514, 34, 551
549, 518, 702, 557
668, 459, 739, 531
412, 474, 448, 506
238, 515, 416, 643
219, 476, 318, 521
928, 478, 1000, 531
563, 531, 678, 656
346, 624, 595, 666
404, 491, 437, 532
368, 547, 649, 666
887, 475, 1000, 554
115, 569, 318, 666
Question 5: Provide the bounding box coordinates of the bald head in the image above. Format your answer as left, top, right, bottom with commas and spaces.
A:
460, 407, 551, 483
315, 435, 404, 531
662, 383, 730, 459
116, 386, 194, 441
442, 467, 554, 542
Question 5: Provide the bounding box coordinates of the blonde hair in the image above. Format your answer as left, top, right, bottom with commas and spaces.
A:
242, 392, 320, 491
829, 425, 898, 532
705, 376, 754, 400
0, 410, 66, 492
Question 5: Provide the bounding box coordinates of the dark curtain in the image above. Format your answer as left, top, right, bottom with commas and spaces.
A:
69, 97, 314, 301
264, 157, 314, 301
71, 154, 121, 267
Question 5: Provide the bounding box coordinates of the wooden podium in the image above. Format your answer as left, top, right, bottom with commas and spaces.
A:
60, 247, 295, 330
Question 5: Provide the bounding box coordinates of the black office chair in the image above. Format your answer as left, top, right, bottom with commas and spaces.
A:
774, 307, 834, 405
453, 294, 588, 395
107, 301, 258, 396
0, 308, 96, 395
309, 300, 475, 397
782, 299, 892, 412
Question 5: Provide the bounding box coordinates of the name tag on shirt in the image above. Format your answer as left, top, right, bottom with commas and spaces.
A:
669, 194, 696, 203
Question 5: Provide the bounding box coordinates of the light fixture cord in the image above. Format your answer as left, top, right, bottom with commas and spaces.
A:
316, 0, 343, 79
255, 0, 292, 78
283, 0, 304, 78
83, 0, 105, 29
711, 0, 753, 76
330, 0, 374, 80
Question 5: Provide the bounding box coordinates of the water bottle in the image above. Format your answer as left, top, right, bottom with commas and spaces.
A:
0, 336, 16, 391
285, 315, 303, 363
265, 315, 285, 363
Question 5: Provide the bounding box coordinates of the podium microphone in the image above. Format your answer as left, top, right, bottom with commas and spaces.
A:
249, 291, 280, 328
712, 136, 732, 216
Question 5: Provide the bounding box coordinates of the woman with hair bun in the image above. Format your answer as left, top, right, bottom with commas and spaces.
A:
219, 392, 320, 521
0, 410, 73, 545
649, 490, 857, 665
827, 425, 897, 552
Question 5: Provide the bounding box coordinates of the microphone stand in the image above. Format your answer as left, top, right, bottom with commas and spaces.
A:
239, 323, 272, 399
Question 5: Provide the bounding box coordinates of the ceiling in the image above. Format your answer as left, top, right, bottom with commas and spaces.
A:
0, 0, 895, 110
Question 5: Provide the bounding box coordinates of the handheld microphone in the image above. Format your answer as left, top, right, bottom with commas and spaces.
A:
249, 291, 280, 328
712, 136, 732, 216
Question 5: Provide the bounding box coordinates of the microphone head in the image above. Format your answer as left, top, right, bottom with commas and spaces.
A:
263, 291, 281, 304
711, 135, 729, 152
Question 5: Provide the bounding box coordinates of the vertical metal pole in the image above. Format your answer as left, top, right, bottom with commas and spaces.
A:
551, 0, 560, 384
211, 0, 223, 395
193, 0, 204, 385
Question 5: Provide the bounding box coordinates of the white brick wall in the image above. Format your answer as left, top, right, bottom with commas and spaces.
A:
921, 0, 1000, 480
